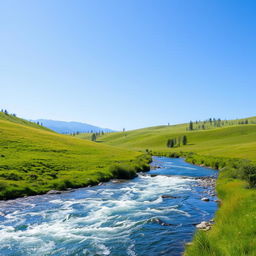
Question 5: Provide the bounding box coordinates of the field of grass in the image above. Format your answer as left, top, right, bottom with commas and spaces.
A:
77, 119, 256, 255
0, 113, 150, 199
85, 121, 256, 161
1, 112, 256, 254
185, 179, 256, 256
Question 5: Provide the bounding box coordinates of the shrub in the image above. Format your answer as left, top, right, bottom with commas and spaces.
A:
109, 164, 137, 179
242, 164, 256, 188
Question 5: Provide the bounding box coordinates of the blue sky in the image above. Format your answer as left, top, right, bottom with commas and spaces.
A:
0, 0, 255, 130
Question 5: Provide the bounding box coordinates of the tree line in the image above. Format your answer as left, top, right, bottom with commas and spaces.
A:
1, 109, 16, 117
167, 135, 187, 148
186, 118, 253, 131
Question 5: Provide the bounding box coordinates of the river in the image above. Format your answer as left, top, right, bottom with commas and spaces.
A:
0, 157, 218, 256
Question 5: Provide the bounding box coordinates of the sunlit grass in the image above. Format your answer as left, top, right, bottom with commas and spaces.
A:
0, 114, 150, 199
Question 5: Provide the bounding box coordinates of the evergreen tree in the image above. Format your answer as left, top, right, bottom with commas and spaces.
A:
189, 121, 193, 131
167, 139, 174, 148
91, 133, 97, 141
182, 135, 187, 145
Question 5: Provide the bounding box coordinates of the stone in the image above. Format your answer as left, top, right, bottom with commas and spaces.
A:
46, 190, 62, 195
196, 221, 212, 231
161, 195, 179, 199
201, 197, 210, 201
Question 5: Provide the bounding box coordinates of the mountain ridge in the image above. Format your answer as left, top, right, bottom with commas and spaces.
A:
31, 119, 115, 134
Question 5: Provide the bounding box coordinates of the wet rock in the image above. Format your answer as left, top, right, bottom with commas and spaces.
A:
111, 179, 127, 184
150, 165, 161, 170
161, 195, 180, 199
47, 190, 62, 195
196, 221, 212, 231
150, 217, 176, 226
201, 197, 210, 202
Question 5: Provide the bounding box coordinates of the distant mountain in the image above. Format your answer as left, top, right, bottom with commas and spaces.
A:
32, 119, 114, 134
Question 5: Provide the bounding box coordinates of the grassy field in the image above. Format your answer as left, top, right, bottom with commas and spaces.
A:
0, 112, 150, 199
78, 119, 256, 256
1, 112, 256, 254
81, 121, 256, 161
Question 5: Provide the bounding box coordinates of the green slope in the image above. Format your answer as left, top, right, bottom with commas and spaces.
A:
92, 122, 256, 161
78, 119, 256, 255
0, 112, 52, 132
0, 114, 147, 199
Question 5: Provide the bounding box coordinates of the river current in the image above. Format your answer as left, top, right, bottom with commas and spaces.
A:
0, 157, 218, 256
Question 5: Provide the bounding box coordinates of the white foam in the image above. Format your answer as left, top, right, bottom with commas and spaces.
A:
0, 165, 195, 255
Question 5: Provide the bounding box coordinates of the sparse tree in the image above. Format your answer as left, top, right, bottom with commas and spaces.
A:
182, 135, 187, 145
167, 139, 174, 148
91, 133, 97, 142
189, 121, 193, 131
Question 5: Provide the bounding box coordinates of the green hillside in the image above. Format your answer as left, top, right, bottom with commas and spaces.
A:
0, 112, 52, 132
78, 118, 256, 255
90, 121, 256, 161
0, 113, 149, 199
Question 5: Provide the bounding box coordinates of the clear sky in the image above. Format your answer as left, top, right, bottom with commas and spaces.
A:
1, 0, 255, 130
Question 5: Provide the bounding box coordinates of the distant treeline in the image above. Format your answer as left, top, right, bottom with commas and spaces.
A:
68, 131, 110, 137
0, 109, 17, 117
186, 117, 255, 131
167, 135, 187, 148
0, 109, 44, 126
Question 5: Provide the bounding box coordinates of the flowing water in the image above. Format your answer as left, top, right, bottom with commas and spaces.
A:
0, 157, 218, 256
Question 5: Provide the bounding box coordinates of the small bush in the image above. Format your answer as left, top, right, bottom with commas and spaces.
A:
109, 164, 137, 179
242, 164, 256, 188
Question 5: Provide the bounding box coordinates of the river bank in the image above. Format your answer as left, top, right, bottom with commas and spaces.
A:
150, 151, 256, 255
0, 156, 217, 256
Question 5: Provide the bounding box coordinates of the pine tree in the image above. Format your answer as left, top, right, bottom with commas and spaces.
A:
189, 121, 193, 131
167, 139, 174, 148
91, 133, 97, 141
182, 135, 187, 145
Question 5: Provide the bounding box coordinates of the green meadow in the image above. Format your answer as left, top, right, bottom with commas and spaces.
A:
1, 111, 256, 254
0, 112, 150, 199
78, 119, 256, 255
85, 119, 256, 161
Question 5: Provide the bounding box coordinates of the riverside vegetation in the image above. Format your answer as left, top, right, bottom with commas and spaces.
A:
77, 117, 256, 255
0, 111, 151, 200
1, 110, 256, 255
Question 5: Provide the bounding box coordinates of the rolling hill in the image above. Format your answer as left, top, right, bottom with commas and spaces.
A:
86, 118, 256, 161
79, 117, 256, 256
0, 112, 147, 199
